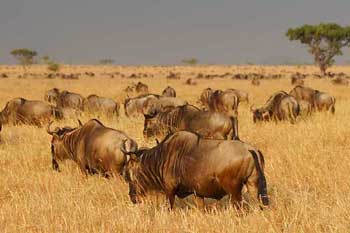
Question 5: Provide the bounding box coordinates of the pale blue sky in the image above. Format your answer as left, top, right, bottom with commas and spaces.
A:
1, 0, 350, 65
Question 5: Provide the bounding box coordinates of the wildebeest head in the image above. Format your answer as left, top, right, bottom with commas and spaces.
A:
250, 105, 270, 123
120, 140, 143, 204
44, 88, 60, 103
46, 121, 78, 171
142, 109, 159, 141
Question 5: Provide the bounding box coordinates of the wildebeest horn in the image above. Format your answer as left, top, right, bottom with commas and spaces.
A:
46, 121, 59, 135
78, 119, 83, 126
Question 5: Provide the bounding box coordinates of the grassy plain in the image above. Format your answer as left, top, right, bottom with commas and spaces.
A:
0, 65, 349, 232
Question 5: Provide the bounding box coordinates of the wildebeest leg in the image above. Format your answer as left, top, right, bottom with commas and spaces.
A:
167, 192, 176, 210
230, 190, 243, 210
78, 161, 88, 177
193, 195, 205, 210
52, 159, 60, 172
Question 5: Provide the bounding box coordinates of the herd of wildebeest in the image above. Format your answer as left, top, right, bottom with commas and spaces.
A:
0, 74, 338, 209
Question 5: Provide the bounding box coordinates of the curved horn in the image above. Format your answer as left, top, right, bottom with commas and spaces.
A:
47, 121, 59, 135
78, 119, 83, 127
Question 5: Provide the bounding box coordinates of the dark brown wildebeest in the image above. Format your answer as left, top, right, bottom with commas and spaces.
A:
143, 105, 239, 141
314, 91, 336, 113
289, 85, 336, 114
120, 131, 269, 209
83, 95, 120, 117
47, 119, 138, 177
142, 96, 187, 116
198, 88, 214, 109
331, 77, 349, 86
44, 88, 60, 103
124, 94, 160, 117
0, 98, 63, 126
251, 91, 300, 123
135, 82, 149, 94
227, 89, 249, 103
207, 90, 240, 118
162, 86, 176, 97
56, 90, 84, 110
185, 78, 197, 85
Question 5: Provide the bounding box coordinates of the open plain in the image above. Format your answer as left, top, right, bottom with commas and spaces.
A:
0, 65, 349, 232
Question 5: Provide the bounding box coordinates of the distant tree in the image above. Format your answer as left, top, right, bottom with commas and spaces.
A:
286, 23, 350, 75
42, 55, 50, 64
47, 62, 60, 73
10, 48, 38, 74
99, 59, 115, 65
182, 58, 199, 65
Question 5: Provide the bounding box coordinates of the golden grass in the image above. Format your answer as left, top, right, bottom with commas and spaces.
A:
0, 65, 349, 232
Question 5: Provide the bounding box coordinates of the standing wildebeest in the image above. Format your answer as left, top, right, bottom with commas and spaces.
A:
251, 78, 260, 86
162, 86, 176, 97
143, 105, 239, 141
208, 90, 240, 118
198, 88, 214, 109
251, 91, 300, 123
135, 82, 149, 94
44, 88, 60, 103
47, 119, 138, 177
124, 94, 160, 117
0, 98, 62, 126
56, 90, 84, 110
289, 85, 335, 114
83, 95, 120, 117
121, 131, 269, 209
142, 96, 187, 116
227, 89, 249, 103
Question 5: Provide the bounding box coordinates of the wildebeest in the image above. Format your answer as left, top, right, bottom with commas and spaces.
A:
314, 91, 336, 113
44, 88, 60, 103
143, 105, 239, 141
251, 91, 300, 123
227, 89, 249, 103
135, 82, 149, 94
251, 78, 260, 86
0, 98, 62, 126
289, 85, 335, 114
83, 95, 120, 116
198, 88, 214, 109
207, 90, 240, 118
331, 77, 349, 85
291, 76, 304, 86
142, 96, 187, 116
47, 119, 138, 177
162, 86, 176, 97
56, 90, 84, 110
124, 94, 160, 117
120, 131, 269, 209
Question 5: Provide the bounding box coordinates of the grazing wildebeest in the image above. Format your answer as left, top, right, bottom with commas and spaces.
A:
124, 94, 160, 117
120, 131, 269, 209
331, 77, 349, 85
142, 96, 187, 116
83, 95, 120, 116
208, 90, 240, 118
44, 88, 60, 103
198, 88, 214, 109
143, 105, 239, 141
251, 91, 300, 123
227, 89, 249, 103
0, 98, 62, 126
314, 91, 336, 113
289, 85, 336, 113
56, 90, 84, 110
162, 86, 176, 97
47, 119, 138, 177
135, 82, 149, 94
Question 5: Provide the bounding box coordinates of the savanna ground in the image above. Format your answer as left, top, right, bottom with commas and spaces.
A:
0, 65, 349, 232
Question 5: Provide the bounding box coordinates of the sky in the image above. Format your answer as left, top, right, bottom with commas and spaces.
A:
1, 0, 350, 65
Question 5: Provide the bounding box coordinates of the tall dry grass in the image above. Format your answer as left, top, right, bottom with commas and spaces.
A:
0, 65, 349, 232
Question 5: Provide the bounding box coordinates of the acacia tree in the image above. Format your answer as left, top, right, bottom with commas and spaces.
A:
286, 23, 350, 75
182, 58, 199, 65
10, 48, 38, 74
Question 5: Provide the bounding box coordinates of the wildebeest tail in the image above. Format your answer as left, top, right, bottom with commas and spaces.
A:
230, 116, 240, 140
249, 150, 269, 206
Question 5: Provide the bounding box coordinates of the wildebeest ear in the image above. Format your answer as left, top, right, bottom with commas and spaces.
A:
120, 139, 138, 154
